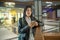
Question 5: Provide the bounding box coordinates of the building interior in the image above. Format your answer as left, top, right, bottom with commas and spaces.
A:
0, 0, 60, 40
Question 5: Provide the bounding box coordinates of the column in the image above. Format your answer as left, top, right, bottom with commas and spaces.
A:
34, 0, 42, 21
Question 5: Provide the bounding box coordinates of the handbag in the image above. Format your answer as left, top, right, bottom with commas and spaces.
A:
34, 26, 44, 40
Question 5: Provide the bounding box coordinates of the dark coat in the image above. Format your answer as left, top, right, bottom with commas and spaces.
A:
18, 17, 44, 40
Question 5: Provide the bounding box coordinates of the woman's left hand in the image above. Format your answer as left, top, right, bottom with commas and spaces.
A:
35, 22, 38, 26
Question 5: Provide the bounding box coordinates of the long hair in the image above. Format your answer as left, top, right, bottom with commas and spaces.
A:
23, 5, 33, 18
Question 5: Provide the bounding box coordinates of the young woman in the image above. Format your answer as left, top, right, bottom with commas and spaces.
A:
18, 5, 44, 40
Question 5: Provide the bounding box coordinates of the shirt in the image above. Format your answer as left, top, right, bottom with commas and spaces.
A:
25, 17, 34, 40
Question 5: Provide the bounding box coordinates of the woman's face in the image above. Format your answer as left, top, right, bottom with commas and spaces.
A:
26, 8, 32, 17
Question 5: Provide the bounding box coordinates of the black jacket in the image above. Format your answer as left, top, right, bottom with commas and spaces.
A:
18, 17, 44, 40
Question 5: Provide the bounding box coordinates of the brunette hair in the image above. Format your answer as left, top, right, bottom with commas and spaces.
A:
23, 5, 33, 18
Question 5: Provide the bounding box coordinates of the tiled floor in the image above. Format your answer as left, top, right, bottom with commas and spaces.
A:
0, 27, 18, 40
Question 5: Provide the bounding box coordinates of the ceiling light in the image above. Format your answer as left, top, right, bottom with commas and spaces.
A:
4, 2, 15, 7
46, 2, 52, 4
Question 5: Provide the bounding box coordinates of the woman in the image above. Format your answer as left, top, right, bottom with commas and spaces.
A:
18, 5, 44, 40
